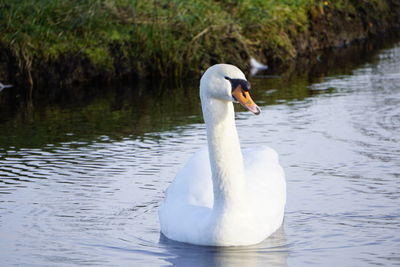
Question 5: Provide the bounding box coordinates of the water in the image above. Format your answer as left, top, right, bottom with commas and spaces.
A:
1, 41, 400, 266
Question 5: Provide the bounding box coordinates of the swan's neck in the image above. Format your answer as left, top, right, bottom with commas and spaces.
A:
202, 98, 247, 212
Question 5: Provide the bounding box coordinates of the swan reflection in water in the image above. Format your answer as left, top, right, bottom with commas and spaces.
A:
159, 226, 288, 267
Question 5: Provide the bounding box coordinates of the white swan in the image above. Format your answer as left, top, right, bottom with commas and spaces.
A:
159, 64, 286, 246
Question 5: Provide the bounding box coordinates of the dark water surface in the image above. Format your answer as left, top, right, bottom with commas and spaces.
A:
1, 41, 400, 266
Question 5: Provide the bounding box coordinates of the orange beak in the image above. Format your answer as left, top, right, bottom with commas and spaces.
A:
232, 85, 261, 115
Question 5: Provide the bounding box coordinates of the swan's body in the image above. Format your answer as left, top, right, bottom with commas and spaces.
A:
159, 64, 286, 246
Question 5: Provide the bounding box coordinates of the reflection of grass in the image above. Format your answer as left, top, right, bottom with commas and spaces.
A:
0, 32, 395, 149
0, 81, 203, 148
0, 0, 394, 85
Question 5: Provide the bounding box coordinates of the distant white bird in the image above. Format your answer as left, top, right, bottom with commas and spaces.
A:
250, 57, 268, 76
0, 82, 13, 92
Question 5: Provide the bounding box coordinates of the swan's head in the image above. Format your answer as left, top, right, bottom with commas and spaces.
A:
200, 64, 261, 115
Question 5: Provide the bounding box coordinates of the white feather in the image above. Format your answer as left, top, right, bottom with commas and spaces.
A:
250, 57, 268, 76
0, 82, 13, 92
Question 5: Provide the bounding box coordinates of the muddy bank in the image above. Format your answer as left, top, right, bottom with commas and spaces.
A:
293, 1, 400, 53
0, 0, 399, 89
255, 0, 400, 72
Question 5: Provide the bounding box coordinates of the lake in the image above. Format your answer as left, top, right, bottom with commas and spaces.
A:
0, 39, 399, 266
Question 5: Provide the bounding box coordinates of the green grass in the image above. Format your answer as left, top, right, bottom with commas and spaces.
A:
0, 0, 396, 86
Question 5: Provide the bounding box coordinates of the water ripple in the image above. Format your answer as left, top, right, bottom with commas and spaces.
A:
1, 44, 400, 266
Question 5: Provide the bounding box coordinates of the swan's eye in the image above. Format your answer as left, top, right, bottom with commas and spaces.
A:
225, 76, 231, 80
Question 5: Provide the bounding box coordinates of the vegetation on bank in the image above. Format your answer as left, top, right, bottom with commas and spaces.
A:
0, 0, 399, 87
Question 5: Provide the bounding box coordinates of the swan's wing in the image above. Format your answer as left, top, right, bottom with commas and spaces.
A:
162, 147, 213, 208
243, 146, 286, 225
159, 147, 214, 243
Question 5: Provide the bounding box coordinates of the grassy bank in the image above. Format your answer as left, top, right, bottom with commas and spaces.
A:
0, 0, 399, 87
